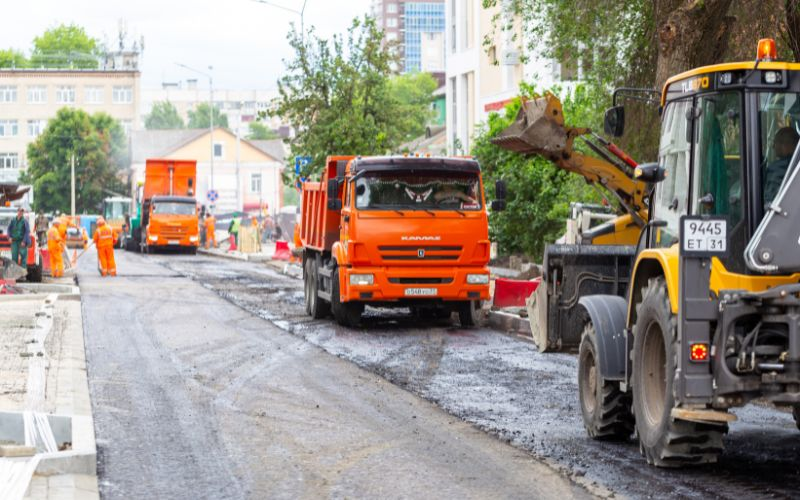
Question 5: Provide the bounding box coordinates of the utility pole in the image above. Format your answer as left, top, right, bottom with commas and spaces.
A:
235, 102, 242, 212
70, 154, 76, 217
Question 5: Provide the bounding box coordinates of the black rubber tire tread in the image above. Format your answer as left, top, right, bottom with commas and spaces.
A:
308, 259, 330, 319
26, 263, 43, 283
303, 259, 313, 316
578, 323, 634, 441
793, 406, 800, 431
458, 300, 481, 327
632, 276, 726, 468
332, 267, 362, 327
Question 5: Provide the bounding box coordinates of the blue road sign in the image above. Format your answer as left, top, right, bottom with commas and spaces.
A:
206, 189, 219, 202
294, 155, 312, 176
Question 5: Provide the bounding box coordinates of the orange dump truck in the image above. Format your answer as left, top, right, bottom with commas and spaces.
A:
300, 155, 506, 327
129, 159, 199, 254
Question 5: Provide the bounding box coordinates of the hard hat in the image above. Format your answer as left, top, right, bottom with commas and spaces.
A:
97, 217, 106, 225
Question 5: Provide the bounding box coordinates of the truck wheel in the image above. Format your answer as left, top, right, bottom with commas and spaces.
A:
457, 300, 482, 327
332, 268, 362, 327
578, 322, 634, 440
303, 259, 313, 315
308, 259, 330, 319
26, 264, 43, 283
793, 406, 800, 431
632, 277, 725, 467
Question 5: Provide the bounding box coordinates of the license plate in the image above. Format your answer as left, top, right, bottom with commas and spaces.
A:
405, 287, 437, 297
680, 216, 728, 256
168, 240, 180, 245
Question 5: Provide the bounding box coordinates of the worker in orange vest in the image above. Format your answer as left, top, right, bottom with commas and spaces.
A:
47, 221, 64, 278
204, 213, 216, 249
93, 217, 118, 277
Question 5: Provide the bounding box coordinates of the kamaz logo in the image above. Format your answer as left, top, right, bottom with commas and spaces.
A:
401, 236, 441, 241
417, 249, 425, 258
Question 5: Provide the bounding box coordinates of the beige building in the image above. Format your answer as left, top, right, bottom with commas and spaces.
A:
130, 128, 285, 214
0, 69, 140, 182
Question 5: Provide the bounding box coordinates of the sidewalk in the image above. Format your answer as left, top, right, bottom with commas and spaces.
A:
0, 283, 98, 500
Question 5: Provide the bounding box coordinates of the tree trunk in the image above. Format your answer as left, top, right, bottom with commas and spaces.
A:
786, 0, 800, 61
654, 0, 736, 89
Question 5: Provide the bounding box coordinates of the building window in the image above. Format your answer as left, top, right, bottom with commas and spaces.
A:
213, 142, 224, 158
27, 86, 47, 104
121, 120, 133, 136
386, 32, 398, 41
85, 86, 104, 104
0, 120, 18, 137
28, 120, 45, 138
0, 86, 17, 103
112, 86, 133, 104
250, 173, 262, 193
386, 2, 398, 14
56, 86, 75, 104
387, 17, 398, 28
0, 153, 18, 168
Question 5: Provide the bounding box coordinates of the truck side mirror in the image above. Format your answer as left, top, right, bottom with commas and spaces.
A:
491, 200, 506, 211
495, 179, 507, 200
327, 179, 342, 210
604, 106, 625, 137
634, 162, 666, 184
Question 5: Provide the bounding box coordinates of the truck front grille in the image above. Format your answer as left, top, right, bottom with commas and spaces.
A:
388, 277, 454, 284
378, 245, 462, 261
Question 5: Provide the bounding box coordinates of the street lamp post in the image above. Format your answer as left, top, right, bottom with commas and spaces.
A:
176, 63, 215, 197
252, 0, 308, 37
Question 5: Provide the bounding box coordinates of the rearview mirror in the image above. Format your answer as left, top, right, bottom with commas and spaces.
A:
491, 200, 506, 212
604, 106, 625, 137
634, 162, 666, 184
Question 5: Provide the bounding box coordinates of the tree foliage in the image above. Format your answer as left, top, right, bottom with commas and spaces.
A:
273, 17, 434, 179
188, 103, 229, 129
30, 23, 100, 69
22, 108, 127, 214
388, 71, 438, 141
145, 101, 184, 130
0, 49, 28, 68
247, 121, 279, 140
472, 84, 604, 258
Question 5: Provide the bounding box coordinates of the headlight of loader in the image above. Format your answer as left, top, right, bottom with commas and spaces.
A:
466, 274, 489, 285
349, 274, 374, 286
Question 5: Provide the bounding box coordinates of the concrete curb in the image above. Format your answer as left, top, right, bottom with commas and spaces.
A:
487, 311, 533, 341
197, 248, 250, 262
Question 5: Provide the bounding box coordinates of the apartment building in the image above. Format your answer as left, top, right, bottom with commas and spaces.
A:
371, 0, 446, 77
445, 0, 559, 154
0, 68, 140, 182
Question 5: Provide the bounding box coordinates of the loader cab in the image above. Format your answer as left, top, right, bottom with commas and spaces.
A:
612, 40, 800, 274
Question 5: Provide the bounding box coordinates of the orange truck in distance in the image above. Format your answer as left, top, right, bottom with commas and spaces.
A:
128, 159, 200, 254
300, 155, 506, 327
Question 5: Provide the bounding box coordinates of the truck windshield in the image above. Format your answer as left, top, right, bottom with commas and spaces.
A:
152, 202, 196, 215
355, 172, 482, 211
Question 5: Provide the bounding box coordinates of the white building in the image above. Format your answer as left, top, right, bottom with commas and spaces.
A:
445, 0, 560, 154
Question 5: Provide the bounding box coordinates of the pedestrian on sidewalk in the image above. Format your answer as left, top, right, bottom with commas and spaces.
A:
93, 217, 117, 277
7, 207, 30, 267
34, 210, 48, 246
47, 221, 64, 278
204, 213, 216, 249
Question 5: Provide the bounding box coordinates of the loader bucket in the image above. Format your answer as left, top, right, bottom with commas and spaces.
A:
491, 94, 581, 158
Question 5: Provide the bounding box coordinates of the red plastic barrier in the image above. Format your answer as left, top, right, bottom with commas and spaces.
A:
493, 277, 541, 308
41, 248, 51, 274
273, 240, 291, 261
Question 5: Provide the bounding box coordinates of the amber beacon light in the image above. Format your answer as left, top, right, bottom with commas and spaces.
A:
757, 38, 777, 61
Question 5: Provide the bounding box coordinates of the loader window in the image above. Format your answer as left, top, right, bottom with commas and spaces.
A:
758, 92, 800, 208
653, 99, 692, 248
692, 92, 743, 228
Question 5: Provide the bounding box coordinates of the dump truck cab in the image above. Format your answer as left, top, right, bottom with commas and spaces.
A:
574, 39, 800, 467
301, 155, 502, 327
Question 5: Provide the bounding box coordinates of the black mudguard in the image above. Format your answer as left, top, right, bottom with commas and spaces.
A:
578, 295, 628, 381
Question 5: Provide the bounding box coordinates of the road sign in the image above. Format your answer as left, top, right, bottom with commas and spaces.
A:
294, 155, 312, 175
206, 189, 219, 203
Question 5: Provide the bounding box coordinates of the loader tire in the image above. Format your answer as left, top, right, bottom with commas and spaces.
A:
793, 406, 800, 431
332, 267, 362, 328
307, 259, 330, 319
26, 263, 43, 283
632, 277, 726, 468
578, 322, 634, 440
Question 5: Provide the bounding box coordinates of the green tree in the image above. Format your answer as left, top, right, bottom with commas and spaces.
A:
273, 17, 432, 179
30, 24, 100, 69
22, 108, 127, 214
471, 84, 603, 258
187, 103, 229, 129
388, 71, 438, 142
247, 121, 279, 140
0, 49, 28, 68
145, 101, 184, 130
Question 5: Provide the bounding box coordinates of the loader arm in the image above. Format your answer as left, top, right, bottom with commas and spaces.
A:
491, 93, 648, 225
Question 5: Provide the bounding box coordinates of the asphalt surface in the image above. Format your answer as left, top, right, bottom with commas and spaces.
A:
77, 250, 588, 499
152, 253, 800, 500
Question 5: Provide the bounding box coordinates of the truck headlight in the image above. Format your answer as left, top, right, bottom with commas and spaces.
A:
466, 274, 489, 284
349, 274, 374, 286
148, 235, 158, 242
189, 235, 198, 242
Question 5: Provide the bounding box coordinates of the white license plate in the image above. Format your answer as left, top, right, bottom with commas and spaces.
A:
168, 240, 180, 245
404, 287, 437, 297
681, 217, 727, 255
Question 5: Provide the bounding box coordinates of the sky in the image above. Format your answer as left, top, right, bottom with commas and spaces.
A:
0, 0, 371, 91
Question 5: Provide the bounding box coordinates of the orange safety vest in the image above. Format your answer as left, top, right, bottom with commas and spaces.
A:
204, 216, 216, 232
47, 227, 61, 250
93, 225, 116, 248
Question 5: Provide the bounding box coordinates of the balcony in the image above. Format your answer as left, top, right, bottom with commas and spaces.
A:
0, 168, 20, 183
